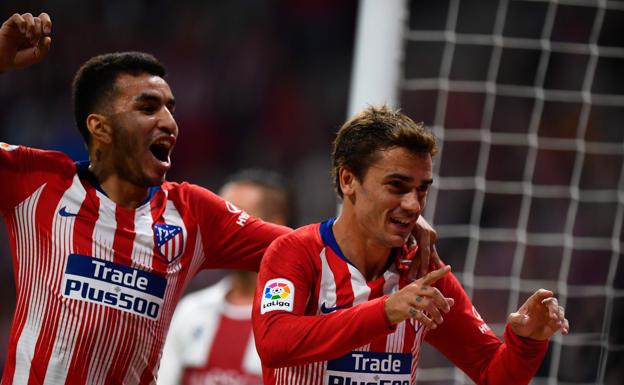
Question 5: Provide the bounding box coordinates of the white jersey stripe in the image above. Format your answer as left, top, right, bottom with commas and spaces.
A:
93, 192, 116, 261
97, 312, 124, 384
43, 176, 90, 385
120, 204, 159, 385
12, 185, 45, 385
346, 264, 370, 305
318, 249, 337, 315
121, 316, 141, 385
84, 310, 105, 385
132, 203, 155, 269
124, 317, 148, 385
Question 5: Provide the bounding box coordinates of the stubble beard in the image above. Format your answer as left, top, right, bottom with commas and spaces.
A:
111, 123, 158, 187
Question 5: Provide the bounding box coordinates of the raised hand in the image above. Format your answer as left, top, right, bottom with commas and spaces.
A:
508, 289, 570, 340
0, 12, 51, 73
384, 264, 455, 328
405, 216, 443, 281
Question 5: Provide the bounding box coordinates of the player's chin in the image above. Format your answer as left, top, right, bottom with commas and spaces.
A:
150, 173, 167, 186
385, 233, 410, 248
143, 161, 170, 185
386, 223, 413, 246
142, 170, 167, 186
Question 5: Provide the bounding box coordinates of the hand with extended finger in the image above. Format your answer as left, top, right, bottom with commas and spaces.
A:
404, 216, 444, 281
384, 265, 455, 329
508, 289, 570, 340
0, 12, 52, 73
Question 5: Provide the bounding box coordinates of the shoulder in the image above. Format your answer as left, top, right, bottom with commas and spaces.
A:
162, 181, 218, 200
163, 181, 231, 210
262, 223, 323, 274
1, 143, 74, 169
268, 223, 322, 252
160, 181, 225, 216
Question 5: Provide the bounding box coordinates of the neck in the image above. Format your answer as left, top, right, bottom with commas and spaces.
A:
99, 176, 149, 209
332, 215, 391, 281
89, 157, 148, 209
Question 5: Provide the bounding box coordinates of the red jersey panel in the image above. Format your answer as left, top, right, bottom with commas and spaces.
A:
252, 218, 548, 385
0, 144, 289, 385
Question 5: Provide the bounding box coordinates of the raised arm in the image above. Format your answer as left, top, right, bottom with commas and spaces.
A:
426, 272, 569, 385
0, 12, 51, 73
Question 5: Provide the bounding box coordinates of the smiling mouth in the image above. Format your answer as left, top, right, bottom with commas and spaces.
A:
390, 217, 412, 229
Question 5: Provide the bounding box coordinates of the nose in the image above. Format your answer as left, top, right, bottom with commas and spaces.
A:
159, 107, 178, 137
401, 191, 422, 214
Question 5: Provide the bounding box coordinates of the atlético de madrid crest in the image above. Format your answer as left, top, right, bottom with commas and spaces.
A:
153, 223, 184, 262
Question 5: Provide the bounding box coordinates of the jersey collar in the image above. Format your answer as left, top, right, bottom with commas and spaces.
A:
75, 160, 161, 206
319, 217, 397, 272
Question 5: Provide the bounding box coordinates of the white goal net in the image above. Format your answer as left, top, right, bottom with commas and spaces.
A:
350, 0, 623, 384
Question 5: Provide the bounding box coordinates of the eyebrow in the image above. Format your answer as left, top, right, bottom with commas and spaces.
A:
135, 93, 176, 109
385, 173, 433, 186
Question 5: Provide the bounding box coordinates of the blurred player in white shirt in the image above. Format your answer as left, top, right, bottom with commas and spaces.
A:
159, 169, 293, 385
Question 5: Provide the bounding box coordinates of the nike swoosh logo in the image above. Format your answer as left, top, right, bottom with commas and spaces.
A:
320, 302, 346, 314
59, 206, 78, 217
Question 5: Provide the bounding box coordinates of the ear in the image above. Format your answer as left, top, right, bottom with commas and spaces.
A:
86, 113, 113, 145
338, 167, 357, 197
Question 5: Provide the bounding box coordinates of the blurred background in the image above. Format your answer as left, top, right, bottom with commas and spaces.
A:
0, 0, 622, 384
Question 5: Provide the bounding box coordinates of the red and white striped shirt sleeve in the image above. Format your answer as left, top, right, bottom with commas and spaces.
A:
0, 144, 74, 215
252, 227, 395, 369
179, 183, 291, 272
426, 271, 548, 385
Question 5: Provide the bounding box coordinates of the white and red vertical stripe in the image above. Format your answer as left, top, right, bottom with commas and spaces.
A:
0, 164, 203, 385
270, 239, 425, 385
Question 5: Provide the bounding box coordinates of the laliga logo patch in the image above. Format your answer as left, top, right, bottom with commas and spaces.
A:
0, 142, 18, 151
260, 278, 294, 314
153, 223, 184, 262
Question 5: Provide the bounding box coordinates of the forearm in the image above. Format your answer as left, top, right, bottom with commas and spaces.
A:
472, 325, 547, 385
253, 297, 394, 368
426, 273, 548, 385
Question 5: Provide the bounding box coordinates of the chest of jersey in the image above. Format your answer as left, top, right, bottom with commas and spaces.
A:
12, 174, 192, 321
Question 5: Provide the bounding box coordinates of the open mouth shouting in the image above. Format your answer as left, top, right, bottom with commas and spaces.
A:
149, 136, 175, 167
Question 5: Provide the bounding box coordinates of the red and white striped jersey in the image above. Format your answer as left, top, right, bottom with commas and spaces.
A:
253, 219, 548, 385
158, 277, 262, 385
0, 144, 289, 385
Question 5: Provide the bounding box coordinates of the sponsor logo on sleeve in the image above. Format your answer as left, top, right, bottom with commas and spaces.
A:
326, 351, 412, 385
0, 142, 18, 151
61, 254, 166, 320
260, 278, 294, 314
225, 201, 250, 227
472, 306, 491, 334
